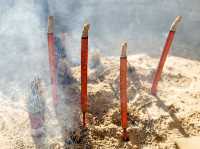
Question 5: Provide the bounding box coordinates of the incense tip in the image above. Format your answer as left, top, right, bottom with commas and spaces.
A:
48, 16, 54, 33
176, 16, 182, 21
170, 16, 182, 31
82, 23, 90, 37
121, 42, 128, 57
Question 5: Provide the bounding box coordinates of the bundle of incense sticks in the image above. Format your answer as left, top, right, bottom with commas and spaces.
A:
47, 16, 59, 105
27, 77, 46, 137
120, 42, 129, 141
151, 16, 182, 95
81, 24, 90, 127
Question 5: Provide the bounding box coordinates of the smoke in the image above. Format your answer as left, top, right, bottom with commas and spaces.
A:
0, 1, 80, 143
1, 0, 200, 92
0, 0, 49, 98
47, 0, 200, 60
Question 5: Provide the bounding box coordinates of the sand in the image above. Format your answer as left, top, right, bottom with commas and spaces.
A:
0, 54, 200, 149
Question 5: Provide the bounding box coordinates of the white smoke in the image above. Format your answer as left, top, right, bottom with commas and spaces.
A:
0, 0, 48, 96
45, 0, 200, 62
1, 0, 200, 94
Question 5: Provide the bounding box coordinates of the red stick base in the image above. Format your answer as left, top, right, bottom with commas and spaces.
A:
83, 112, 86, 127
122, 128, 129, 141
151, 87, 157, 96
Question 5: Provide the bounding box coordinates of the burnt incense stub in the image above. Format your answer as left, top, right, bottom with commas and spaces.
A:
170, 16, 182, 32
27, 77, 46, 114
121, 42, 128, 57
27, 77, 46, 137
82, 24, 90, 38
48, 16, 54, 33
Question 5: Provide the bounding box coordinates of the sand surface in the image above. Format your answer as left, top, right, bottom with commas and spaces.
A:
0, 54, 200, 148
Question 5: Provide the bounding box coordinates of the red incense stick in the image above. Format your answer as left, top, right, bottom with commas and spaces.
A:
47, 16, 59, 105
120, 42, 129, 141
81, 24, 90, 127
151, 16, 182, 95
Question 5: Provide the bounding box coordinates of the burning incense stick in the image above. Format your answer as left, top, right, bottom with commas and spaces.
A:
120, 42, 129, 141
151, 16, 182, 96
47, 16, 59, 105
81, 23, 90, 127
